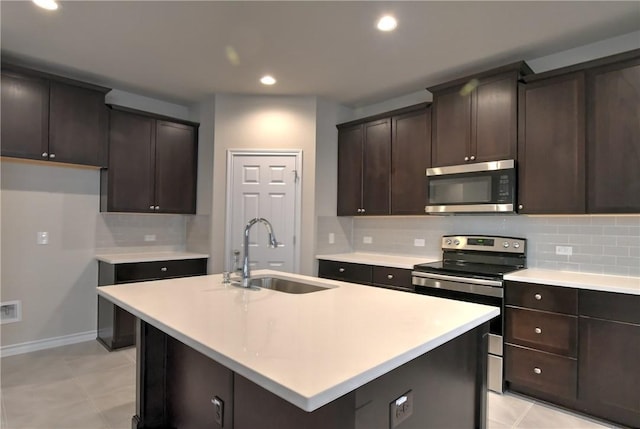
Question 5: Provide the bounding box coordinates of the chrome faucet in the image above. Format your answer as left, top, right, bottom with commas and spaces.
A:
241, 218, 278, 287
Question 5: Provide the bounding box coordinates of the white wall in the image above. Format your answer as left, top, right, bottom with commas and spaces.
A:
1, 161, 100, 347
209, 94, 318, 275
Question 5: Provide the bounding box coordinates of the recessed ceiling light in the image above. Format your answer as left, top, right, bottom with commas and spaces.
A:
33, 0, 59, 11
260, 75, 276, 86
377, 15, 397, 32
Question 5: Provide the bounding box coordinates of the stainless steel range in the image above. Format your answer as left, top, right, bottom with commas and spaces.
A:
412, 235, 526, 393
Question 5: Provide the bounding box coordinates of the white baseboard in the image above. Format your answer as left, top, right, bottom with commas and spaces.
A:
0, 330, 97, 358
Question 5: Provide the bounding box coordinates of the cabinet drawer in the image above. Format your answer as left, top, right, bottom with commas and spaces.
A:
505, 344, 577, 400
579, 289, 640, 325
372, 266, 412, 290
115, 259, 207, 283
318, 260, 372, 285
506, 307, 577, 357
505, 281, 577, 314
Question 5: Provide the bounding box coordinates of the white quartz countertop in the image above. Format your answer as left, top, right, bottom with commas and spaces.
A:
504, 268, 640, 295
95, 251, 209, 264
97, 270, 498, 412
316, 252, 439, 269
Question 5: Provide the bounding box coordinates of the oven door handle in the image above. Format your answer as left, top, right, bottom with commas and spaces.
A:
411, 271, 503, 287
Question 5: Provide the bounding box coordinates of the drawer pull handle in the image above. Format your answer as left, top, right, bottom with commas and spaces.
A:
160, 267, 168, 272
534, 293, 542, 300
535, 327, 542, 334
387, 274, 394, 279
339, 268, 345, 273
533, 367, 542, 375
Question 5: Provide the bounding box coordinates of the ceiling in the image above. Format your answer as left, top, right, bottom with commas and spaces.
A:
1, 1, 639, 107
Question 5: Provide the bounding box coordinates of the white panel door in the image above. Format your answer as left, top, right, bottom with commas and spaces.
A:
228, 152, 299, 274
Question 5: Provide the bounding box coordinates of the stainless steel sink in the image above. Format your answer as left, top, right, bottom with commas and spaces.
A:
247, 276, 331, 294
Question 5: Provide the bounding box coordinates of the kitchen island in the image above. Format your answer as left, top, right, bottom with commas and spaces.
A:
97, 270, 499, 429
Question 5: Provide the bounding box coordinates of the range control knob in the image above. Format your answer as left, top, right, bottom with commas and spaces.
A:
445, 239, 452, 245
453, 239, 460, 245
513, 242, 520, 249
503, 241, 510, 248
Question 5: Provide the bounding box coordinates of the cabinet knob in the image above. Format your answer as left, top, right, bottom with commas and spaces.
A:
387, 274, 394, 280
160, 267, 168, 272
535, 327, 542, 334
534, 293, 542, 300
357, 209, 362, 213
533, 367, 542, 375
464, 156, 469, 161
361, 208, 365, 213
339, 267, 345, 273
149, 205, 155, 210
42, 152, 48, 158
470, 155, 475, 161
518, 204, 524, 210
49, 153, 56, 159
155, 206, 160, 210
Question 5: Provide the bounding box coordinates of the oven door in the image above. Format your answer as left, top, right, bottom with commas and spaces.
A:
425, 159, 516, 214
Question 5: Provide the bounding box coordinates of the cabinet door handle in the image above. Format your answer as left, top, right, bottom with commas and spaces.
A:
534, 293, 542, 300
464, 156, 469, 161
339, 268, 345, 273
470, 155, 475, 161
160, 267, 168, 272
387, 274, 394, 279
535, 327, 542, 334
533, 367, 542, 375
42, 152, 48, 158
49, 153, 56, 159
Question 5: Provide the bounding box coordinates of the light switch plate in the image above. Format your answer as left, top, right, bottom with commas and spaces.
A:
328, 233, 335, 244
37, 231, 48, 245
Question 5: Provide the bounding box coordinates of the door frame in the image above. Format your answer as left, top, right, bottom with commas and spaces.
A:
224, 149, 303, 273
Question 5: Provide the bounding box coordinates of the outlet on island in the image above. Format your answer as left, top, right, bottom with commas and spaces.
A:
390, 390, 413, 428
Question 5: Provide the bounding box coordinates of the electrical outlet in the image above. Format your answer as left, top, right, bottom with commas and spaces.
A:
413, 238, 425, 247
37, 231, 48, 245
363, 236, 373, 244
555, 246, 573, 256
212, 397, 224, 426
328, 233, 335, 244
390, 390, 413, 428
144, 234, 157, 242
1, 300, 22, 324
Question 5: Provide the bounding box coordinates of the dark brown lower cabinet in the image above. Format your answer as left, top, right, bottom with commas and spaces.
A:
97, 258, 207, 351
133, 320, 489, 429
505, 282, 640, 428
317, 260, 414, 292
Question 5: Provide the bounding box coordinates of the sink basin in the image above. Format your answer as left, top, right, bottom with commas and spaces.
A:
247, 276, 331, 294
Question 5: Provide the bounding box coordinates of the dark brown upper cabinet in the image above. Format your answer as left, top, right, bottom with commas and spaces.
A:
586, 54, 640, 213
337, 103, 430, 216
517, 72, 586, 214
102, 106, 198, 214
1, 64, 109, 167
429, 62, 532, 168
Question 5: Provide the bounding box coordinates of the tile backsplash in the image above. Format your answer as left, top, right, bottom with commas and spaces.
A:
318, 215, 640, 277
96, 213, 187, 253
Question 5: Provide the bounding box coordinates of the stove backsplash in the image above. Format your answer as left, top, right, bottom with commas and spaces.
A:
317, 215, 640, 277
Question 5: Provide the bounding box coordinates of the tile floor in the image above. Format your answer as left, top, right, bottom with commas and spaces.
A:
0, 340, 625, 429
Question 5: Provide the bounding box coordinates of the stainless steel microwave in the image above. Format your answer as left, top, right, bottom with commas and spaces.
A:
425, 160, 516, 214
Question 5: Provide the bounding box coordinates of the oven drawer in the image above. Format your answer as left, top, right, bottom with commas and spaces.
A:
505, 281, 577, 314
505, 344, 577, 400
506, 307, 577, 357
372, 266, 412, 290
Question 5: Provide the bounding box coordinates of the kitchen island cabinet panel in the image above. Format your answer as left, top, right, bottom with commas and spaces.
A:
0, 70, 49, 160
517, 72, 585, 214
587, 56, 640, 213
317, 260, 372, 285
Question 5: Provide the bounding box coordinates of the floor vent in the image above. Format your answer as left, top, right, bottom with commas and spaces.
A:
1, 300, 22, 324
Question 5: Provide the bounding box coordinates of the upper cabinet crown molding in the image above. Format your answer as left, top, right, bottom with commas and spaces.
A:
426, 61, 533, 94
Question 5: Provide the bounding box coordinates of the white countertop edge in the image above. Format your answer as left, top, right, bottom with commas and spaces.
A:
96, 285, 498, 412
504, 268, 640, 295
316, 252, 439, 269
95, 251, 209, 264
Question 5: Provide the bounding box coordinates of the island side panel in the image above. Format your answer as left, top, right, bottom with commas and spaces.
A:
355, 322, 488, 429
